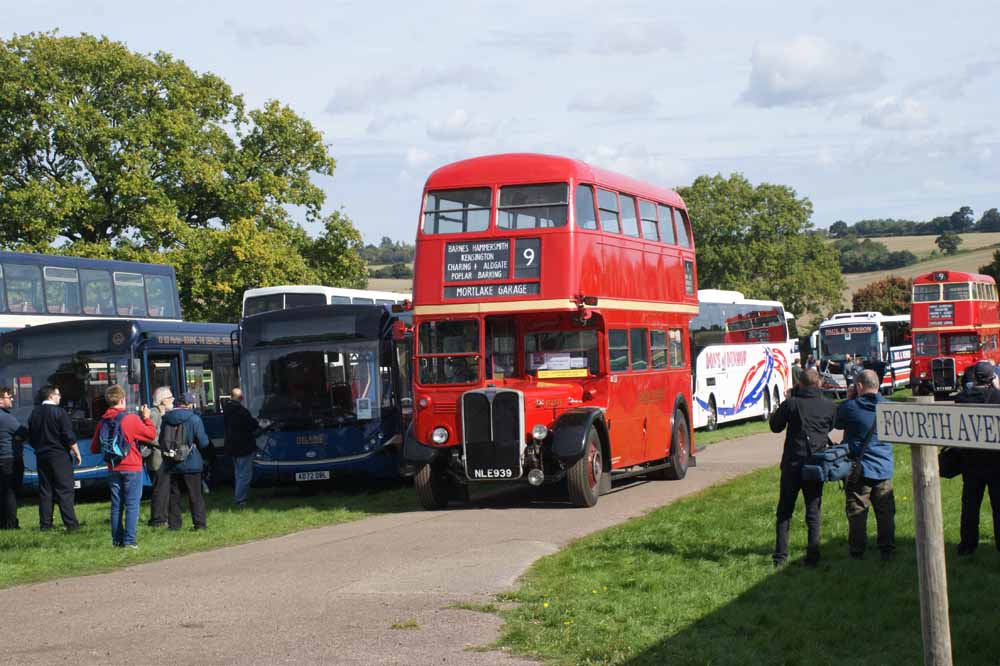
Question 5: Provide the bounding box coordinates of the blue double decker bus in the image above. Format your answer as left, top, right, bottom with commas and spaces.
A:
238, 303, 412, 484
0, 318, 238, 488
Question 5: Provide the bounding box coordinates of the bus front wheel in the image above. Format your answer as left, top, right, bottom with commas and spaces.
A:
567, 427, 602, 508
661, 410, 690, 480
760, 392, 772, 422
414, 461, 450, 510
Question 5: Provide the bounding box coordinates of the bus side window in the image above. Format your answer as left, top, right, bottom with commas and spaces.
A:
43, 267, 82, 314
675, 209, 692, 248
185, 351, 218, 413
80, 269, 115, 315
684, 261, 695, 295
650, 330, 668, 369
639, 200, 659, 241
3, 263, 45, 313
620, 195, 640, 238
114, 272, 148, 317
145, 275, 177, 318
574, 184, 598, 230
668, 329, 685, 367
608, 329, 629, 372
630, 328, 649, 370
658, 205, 677, 244
597, 189, 621, 234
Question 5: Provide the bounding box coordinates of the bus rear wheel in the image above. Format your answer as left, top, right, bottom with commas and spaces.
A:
660, 410, 690, 480
567, 427, 602, 508
414, 461, 450, 510
705, 397, 718, 431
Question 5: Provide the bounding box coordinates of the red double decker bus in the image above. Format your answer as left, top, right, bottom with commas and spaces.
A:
910, 270, 1000, 398
402, 153, 699, 508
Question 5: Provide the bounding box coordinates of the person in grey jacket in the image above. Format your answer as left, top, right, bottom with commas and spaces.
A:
161, 391, 210, 530
144, 386, 174, 527
0, 387, 29, 529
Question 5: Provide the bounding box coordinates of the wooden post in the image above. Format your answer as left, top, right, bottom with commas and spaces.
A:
910, 396, 953, 666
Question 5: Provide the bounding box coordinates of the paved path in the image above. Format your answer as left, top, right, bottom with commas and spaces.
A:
0, 431, 783, 666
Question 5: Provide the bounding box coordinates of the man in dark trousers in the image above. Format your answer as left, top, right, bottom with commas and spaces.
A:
0, 387, 28, 529
161, 391, 210, 530
224, 388, 259, 507
769, 368, 838, 567
836, 370, 895, 561
954, 360, 1000, 555
27, 385, 82, 530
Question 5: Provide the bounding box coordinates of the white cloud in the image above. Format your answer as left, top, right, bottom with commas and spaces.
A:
405, 146, 432, 167
590, 20, 684, 56
861, 97, 933, 131
367, 112, 417, 135
426, 109, 494, 142
326, 66, 501, 114
567, 91, 658, 114
582, 144, 689, 187
908, 58, 1000, 98
817, 146, 835, 166
742, 35, 886, 107
222, 20, 317, 48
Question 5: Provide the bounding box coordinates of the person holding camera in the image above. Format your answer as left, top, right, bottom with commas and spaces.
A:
836, 370, 895, 561
954, 361, 1000, 556
769, 368, 838, 567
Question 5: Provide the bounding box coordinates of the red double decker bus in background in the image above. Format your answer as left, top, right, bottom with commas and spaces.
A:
402, 153, 699, 509
911, 270, 1000, 399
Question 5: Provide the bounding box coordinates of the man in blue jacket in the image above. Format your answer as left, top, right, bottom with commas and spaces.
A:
836, 370, 895, 561
161, 391, 210, 530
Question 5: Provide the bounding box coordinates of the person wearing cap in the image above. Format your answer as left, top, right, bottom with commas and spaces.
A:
160, 391, 210, 530
954, 360, 1000, 555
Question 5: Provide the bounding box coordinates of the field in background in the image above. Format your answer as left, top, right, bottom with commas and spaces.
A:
869, 232, 1000, 259
368, 278, 412, 293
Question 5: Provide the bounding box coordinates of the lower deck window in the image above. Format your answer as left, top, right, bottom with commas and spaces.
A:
524, 330, 598, 375
914, 333, 938, 356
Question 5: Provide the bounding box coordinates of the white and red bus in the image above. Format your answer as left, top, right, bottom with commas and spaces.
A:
402, 153, 699, 508
910, 270, 1000, 398
690, 290, 795, 430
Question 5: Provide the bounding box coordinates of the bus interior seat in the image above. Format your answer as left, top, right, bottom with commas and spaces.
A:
331, 383, 353, 411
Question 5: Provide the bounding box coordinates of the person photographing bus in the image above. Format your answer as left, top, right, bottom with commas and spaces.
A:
837, 370, 895, 561
954, 361, 1000, 556
769, 368, 837, 567
28, 385, 82, 531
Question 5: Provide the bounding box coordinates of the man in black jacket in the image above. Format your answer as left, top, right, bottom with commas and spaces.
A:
0, 387, 29, 529
954, 361, 1000, 555
769, 368, 838, 567
224, 388, 259, 507
27, 385, 82, 530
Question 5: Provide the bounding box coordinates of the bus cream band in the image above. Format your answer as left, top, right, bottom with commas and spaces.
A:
876, 402, 1000, 451
412, 299, 701, 316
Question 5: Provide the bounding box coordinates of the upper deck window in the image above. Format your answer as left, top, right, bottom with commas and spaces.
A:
3, 263, 44, 313
675, 209, 692, 248
80, 269, 114, 315
597, 189, 620, 234
422, 188, 491, 234
497, 183, 568, 230
657, 204, 677, 244
113, 272, 147, 317
43, 266, 82, 315
944, 283, 970, 300
574, 185, 598, 230
913, 284, 940, 302
145, 275, 177, 318
639, 201, 659, 241
619, 195, 640, 238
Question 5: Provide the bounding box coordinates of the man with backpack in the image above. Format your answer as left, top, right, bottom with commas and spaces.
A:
160, 391, 210, 530
836, 370, 895, 561
769, 368, 838, 567
89, 385, 156, 549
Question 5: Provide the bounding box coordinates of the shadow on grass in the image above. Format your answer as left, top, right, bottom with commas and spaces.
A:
619, 537, 1000, 666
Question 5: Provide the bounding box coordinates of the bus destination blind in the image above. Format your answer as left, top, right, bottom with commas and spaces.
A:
444, 238, 540, 299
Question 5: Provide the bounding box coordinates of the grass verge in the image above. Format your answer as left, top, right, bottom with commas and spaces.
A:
496, 446, 1000, 665
0, 483, 416, 589
694, 419, 772, 447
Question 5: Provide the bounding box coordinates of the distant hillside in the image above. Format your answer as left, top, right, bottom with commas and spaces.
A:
842, 244, 1000, 301
863, 232, 1000, 259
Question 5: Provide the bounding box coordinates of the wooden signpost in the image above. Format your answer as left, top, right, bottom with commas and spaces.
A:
877, 396, 1000, 666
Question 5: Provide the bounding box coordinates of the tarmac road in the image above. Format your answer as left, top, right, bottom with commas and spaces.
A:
0, 431, 783, 666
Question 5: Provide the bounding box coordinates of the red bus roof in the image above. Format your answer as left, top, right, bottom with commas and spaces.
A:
913, 270, 997, 285
423, 153, 686, 210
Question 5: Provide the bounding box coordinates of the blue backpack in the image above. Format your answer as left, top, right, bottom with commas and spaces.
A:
99, 412, 131, 467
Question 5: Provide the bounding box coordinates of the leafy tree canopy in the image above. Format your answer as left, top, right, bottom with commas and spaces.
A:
677, 173, 843, 316
852, 277, 912, 315
978, 249, 1000, 284
0, 32, 366, 319
935, 231, 962, 255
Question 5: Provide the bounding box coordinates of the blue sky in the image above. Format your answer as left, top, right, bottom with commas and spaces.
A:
4, 0, 999, 243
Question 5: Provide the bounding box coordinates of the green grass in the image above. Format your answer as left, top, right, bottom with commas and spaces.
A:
495, 446, 1000, 665
694, 419, 772, 447
0, 483, 416, 589
390, 619, 420, 630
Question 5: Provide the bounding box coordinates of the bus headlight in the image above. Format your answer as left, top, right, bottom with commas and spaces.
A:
531, 424, 549, 441
431, 427, 449, 444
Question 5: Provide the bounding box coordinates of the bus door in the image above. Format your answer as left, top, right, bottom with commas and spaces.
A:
144, 351, 182, 407
605, 327, 649, 467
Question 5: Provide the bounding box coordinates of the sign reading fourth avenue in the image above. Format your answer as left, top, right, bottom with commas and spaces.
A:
877, 402, 1000, 451
444, 240, 511, 282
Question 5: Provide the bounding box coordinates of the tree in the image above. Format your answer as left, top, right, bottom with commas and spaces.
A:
935, 231, 962, 255
947, 206, 975, 233
828, 220, 849, 238
979, 249, 1000, 283
852, 277, 912, 315
677, 173, 843, 316
0, 33, 366, 318
978, 208, 1000, 232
